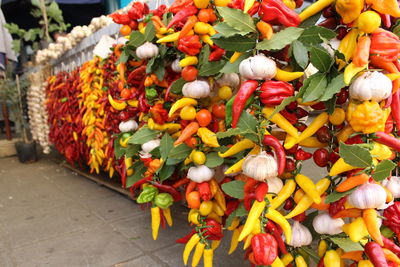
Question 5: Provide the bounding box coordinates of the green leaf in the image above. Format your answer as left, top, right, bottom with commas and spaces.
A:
220, 52, 250, 74
319, 73, 345, 101
225, 204, 247, 227
212, 34, 256, 52
125, 145, 140, 158
198, 60, 226, 76
392, 20, 400, 38
216, 7, 256, 34
153, 58, 165, 81
299, 12, 322, 28
158, 164, 176, 181
325, 188, 357, 204
129, 128, 158, 145
237, 111, 257, 132
372, 160, 396, 182
137, 186, 159, 203
339, 142, 373, 168
205, 152, 224, 168
214, 22, 247, 37
298, 26, 336, 45
114, 137, 125, 159
310, 46, 333, 73
166, 157, 181, 165
126, 162, 146, 188
302, 73, 328, 102
144, 21, 156, 42
221, 180, 245, 199
168, 144, 192, 160
216, 128, 243, 139
292, 40, 308, 69
128, 31, 145, 47
266, 96, 298, 119
160, 133, 174, 160
330, 237, 364, 252
298, 247, 320, 264
325, 96, 337, 115
117, 50, 129, 64
170, 78, 186, 94
198, 45, 211, 68
257, 27, 304, 51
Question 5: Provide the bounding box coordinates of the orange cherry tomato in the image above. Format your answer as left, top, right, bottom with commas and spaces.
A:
187, 191, 201, 209
198, 9, 217, 23
196, 109, 212, 127
120, 25, 132, 36
120, 88, 132, 99
181, 66, 198, 82
212, 103, 226, 119
185, 137, 198, 148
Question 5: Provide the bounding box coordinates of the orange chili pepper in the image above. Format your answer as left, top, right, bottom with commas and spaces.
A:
173, 177, 190, 188
186, 180, 198, 198
174, 121, 199, 145
117, 62, 126, 85
340, 250, 363, 261
128, 59, 144, 67
353, 35, 371, 67
144, 76, 154, 87
363, 209, 383, 246
256, 21, 273, 40
336, 173, 369, 192
382, 248, 400, 264
114, 43, 123, 58
371, 56, 400, 93
179, 16, 198, 39
333, 208, 362, 219
151, 16, 166, 30
311, 193, 330, 210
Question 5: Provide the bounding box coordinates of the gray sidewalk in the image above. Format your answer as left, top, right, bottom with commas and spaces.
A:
0, 157, 245, 267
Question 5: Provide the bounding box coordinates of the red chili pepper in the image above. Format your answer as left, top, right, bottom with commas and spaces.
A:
176, 229, 196, 244
244, 192, 257, 211
167, 5, 198, 29
259, 80, 294, 106
329, 197, 347, 217
265, 220, 287, 254
109, 13, 131, 25
280, 109, 298, 124
380, 14, 391, 28
258, 0, 301, 27
130, 176, 153, 194
317, 256, 325, 267
204, 219, 223, 240
295, 148, 312, 161
150, 4, 167, 17
391, 90, 400, 131
177, 35, 202, 56
365, 241, 389, 267
317, 17, 338, 30
197, 182, 211, 201
293, 212, 307, 222
251, 233, 278, 265
244, 178, 259, 194
232, 80, 259, 128
209, 45, 225, 61
185, 181, 197, 197
385, 114, 394, 133
152, 182, 182, 201
383, 236, 400, 257
226, 200, 240, 216
228, 0, 258, 15
375, 132, 400, 152
263, 134, 286, 175
159, 208, 167, 229
370, 29, 400, 62
149, 103, 168, 125
248, 1, 260, 16
383, 201, 400, 235
255, 182, 269, 202
353, 35, 371, 67
128, 2, 149, 20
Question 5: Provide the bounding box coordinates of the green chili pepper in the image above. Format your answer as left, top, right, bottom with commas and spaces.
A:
154, 193, 174, 209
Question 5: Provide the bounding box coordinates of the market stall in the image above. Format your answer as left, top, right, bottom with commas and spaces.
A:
27, 0, 400, 266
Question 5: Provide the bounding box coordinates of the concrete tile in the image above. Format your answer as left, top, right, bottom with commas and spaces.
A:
1, 202, 103, 248
112, 255, 164, 267
0, 249, 15, 267
12, 224, 142, 267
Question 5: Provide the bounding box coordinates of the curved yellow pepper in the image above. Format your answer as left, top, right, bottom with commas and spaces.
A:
335, 0, 364, 24
218, 139, 255, 158
295, 174, 321, 204
274, 67, 304, 82
299, 0, 334, 21
266, 208, 292, 244
224, 145, 260, 174
151, 206, 160, 240
168, 97, 198, 117
270, 179, 296, 209
183, 234, 200, 265
197, 127, 220, 147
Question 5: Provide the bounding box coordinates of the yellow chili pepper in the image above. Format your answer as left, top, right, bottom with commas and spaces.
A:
156, 31, 181, 43
370, 142, 393, 160
299, 0, 334, 21
363, 208, 383, 246
283, 0, 296, 9
338, 29, 359, 65
138, 22, 145, 34
224, 145, 260, 175
270, 179, 296, 209
151, 206, 160, 240
274, 67, 304, 82
365, 0, 400, 17
239, 200, 266, 241
318, 240, 328, 257
197, 127, 220, 147
218, 139, 255, 158
324, 250, 341, 267
286, 178, 331, 218
271, 257, 286, 267
243, 233, 253, 250
295, 255, 307, 267
386, 73, 400, 81
213, 189, 227, 212
180, 56, 199, 67
266, 208, 292, 244
201, 35, 213, 46
348, 217, 369, 243
194, 22, 211, 35
263, 107, 299, 138
281, 253, 294, 266
227, 217, 240, 231
163, 208, 173, 227
243, 0, 255, 12
168, 97, 198, 117
335, 0, 364, 24
229, 228, 240, 254
148, 118, 181, 133
211, 240, 220, 250
203, 248, 213, 267
212, 201, 225, 217
329, 158, 357, 177
336, 125, 355, 143
208, 25, 216, 36
194, 0, 210, 8
183, 234, 201, 265
358, 260, 374, 267
108, 94, 127, 110
295, 174, 321, 204
344, 63, 367, 85
299, 137, 328, 148
229, 52, 243, 63
127, 99, 138, 107
191, 241, 205, 267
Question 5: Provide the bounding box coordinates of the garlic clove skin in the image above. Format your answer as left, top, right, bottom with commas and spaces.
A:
312, 212, 344, 235
348, 183, 387, 209
287, 221, 312, 247
182, 80, 211, 99
349, 71, 392, 102
171, 58, 182, 73
216, 73, 240, 89
141, 139, 161, 153
266, 176, 283, 194
242, 151, 278, 182
382, 176, 400, 199
187, 165, 215, 183
239, 54, 277, 80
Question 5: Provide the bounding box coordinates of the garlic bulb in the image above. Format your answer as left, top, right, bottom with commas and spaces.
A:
187, 165, 215, 183
242, 151, 278, 181
239, 54, 277, 80
136, 42, 159, 59
348, 183, 387, 209
266, 176, 283, 194
312, 212, 344, 235
216, 73, 240, 88
171, 58, 182, 73
287, 221, 312, 247
349, 71, 392, 102
182, 80, 211, 99
382, 176, 400, 198
304, 63, 319, 79
141, 139, 161, 153
119, 120, 138, 133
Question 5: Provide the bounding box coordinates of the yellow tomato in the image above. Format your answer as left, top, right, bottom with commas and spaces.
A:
329, 107, 346, 125
214, 0, 231, 6
180, 105, 197, 120
194, 22, 210, 35
218, 86, 233, 100
357, 11, 381, 33
191, 150, 206, 165
199, 201, 213, 216
194, 0, 210, 9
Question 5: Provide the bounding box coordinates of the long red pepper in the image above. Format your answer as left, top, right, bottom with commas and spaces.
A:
265, 220, 288, 254
197, 182, 211, 201
176, 229, 196, 244
391, 90, 400, 131
159, 208, 167, 229
365, 241, 389, 267
167, 5, 198, 28
255, 182, 268, 202
232, 80, 259, 128
263, 134, 286, 175
375, 132, 400, 152
383, 237, 400, 257
244, 192, 257, 211
152, 182, 182, 201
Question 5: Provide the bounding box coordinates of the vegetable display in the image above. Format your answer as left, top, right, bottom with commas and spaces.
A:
38, 0, 400, 266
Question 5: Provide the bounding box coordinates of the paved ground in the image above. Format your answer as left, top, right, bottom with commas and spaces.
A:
0, 156, 247, 267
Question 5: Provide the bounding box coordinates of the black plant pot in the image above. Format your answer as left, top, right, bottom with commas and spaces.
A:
15, 141, 37, 163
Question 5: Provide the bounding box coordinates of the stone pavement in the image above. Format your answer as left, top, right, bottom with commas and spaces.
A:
0, 156, 247, 267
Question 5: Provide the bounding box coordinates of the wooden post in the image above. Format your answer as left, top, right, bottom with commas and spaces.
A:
1, 102, 12, 140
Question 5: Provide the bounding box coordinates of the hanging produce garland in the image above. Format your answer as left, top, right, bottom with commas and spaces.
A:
41, 0, 400, 266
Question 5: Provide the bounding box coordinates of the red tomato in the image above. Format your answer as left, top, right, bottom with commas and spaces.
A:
181, 66, 198, 82
196, 109, 212, 127
120, 88, 132, 99
212, 103, 226, 119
